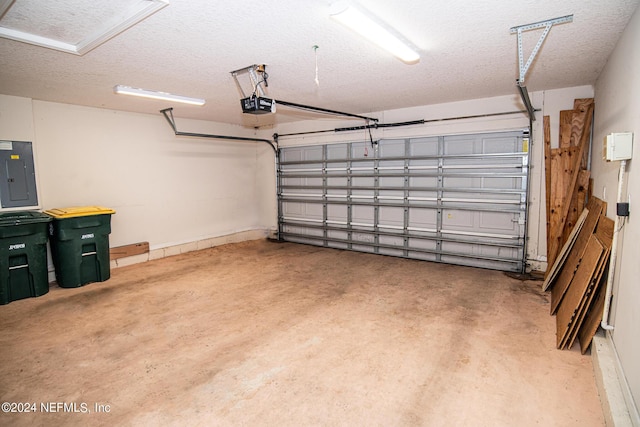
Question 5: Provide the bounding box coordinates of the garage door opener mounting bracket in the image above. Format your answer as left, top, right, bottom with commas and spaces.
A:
231, 64, 378, 122
510, 14, 573, 121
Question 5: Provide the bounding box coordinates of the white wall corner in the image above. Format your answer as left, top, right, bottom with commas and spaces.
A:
267, 228, 278, 240
526, 259, 547, 274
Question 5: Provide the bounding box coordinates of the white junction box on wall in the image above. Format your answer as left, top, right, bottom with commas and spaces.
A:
603, 132, 633, 161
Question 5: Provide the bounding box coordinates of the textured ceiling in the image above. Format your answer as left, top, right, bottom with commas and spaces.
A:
1, 0, 144, 44
0, 0, 638, 128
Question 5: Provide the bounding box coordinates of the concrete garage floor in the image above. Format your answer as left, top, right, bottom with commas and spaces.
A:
1, 240, 604, 426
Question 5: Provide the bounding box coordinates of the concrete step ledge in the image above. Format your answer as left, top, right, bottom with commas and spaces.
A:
592, 332, 638, 426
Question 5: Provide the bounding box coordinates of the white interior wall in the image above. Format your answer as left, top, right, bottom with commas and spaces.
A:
0, 95, 276, 253
0, 95, 41, 211
592, 4, 640, 420
0, 94, 35, 141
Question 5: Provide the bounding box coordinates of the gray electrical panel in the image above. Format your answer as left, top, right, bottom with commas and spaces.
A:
0, 141, 39, 208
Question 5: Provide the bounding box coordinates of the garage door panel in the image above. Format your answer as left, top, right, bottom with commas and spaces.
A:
284, 176, 320, 187
408, 251, 438, 262
482, 136, 522, 153
443, 177, 477, 188
351, 179, 375, 190
444, 137, 477, 155
353, 246, 377, 254
327, 241, 349, 250
481, 177, 521, 189
379, 206, 404, 228
440, 255, 508, 271
281, 146, 323, 162
379, 235, 404, 248
282, 201, 306, 216
326, 190, 347, 202
379, 247, 405, 257
408, 238, 438, 251
409, 176, 438, 187
350, 142, 373, 159
478, 211, 519, 233
353, 205, 374, 223
442, 209, 519, 237
326, 177, 347, 187
379, 176, 405, 187
410, 190, 438, 200
442, 209, 474, 229
351, 231, 374, 243
408, 207, 437, 229
327, 164, 348, 175
283, 201, 323, 219
327, 204, 347, 223
327, 144, 348, 159
379, 139, 406, 156
409, 137, 439, 156
327, 229, 348, 241
352, 189, 375, 200
441, 240, 477, 255
279, 130, 528, 272
441, 240, 519, 257
448, 190, 520, 201
284, 225, 323, 238
379, 189, 405, 200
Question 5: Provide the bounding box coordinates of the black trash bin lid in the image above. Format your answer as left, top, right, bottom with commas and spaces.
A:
0, 211, 52, 227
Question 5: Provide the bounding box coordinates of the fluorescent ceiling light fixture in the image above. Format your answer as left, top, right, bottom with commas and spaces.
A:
114, 85, 206, 106
330, 1, 420, 64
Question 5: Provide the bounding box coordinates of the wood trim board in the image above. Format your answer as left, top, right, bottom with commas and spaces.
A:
544, 115, 552, 257
110, 242, 150, 260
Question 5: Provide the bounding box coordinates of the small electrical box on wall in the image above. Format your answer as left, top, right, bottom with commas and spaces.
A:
603, 132, 633, 161
0, 140, 39, 209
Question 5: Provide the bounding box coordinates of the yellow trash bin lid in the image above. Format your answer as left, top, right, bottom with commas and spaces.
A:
43, 206, 116, 219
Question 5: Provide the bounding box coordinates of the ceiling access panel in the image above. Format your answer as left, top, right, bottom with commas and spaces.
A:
278, 130, 529, 272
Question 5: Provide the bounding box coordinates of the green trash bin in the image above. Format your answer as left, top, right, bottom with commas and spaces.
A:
44, 206, 115, 288
0, 211, 52, 305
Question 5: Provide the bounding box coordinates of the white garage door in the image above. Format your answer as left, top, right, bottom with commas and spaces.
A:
278, 130, 530, 272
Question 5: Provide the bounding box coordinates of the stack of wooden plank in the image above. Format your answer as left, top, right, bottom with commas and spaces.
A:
543, 99, 613, 353
545, 98, 595, 268
543, 197, 613, 352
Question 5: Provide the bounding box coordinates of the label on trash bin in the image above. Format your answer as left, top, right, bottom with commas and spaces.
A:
9, 243, 26, 250
81, 233, 94, 240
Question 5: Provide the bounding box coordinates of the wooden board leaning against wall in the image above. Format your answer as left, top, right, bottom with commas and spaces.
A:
542, 98, 614, 353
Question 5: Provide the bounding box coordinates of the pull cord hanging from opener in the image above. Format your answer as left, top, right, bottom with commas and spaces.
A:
363, 119, 378, 157
364, 119, 369, 156
366, 119, 378, 156
313, 45, 320, 87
